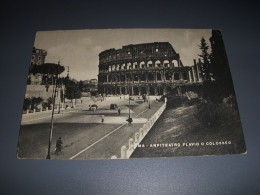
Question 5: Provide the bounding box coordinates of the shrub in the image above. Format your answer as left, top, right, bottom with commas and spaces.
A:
194, 99, 222, 127
23, 98, 31, 110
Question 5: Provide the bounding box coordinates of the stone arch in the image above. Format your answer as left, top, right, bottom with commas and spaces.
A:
111, 87, 116, 94
166, 86, 172, 94
133, 87, 139, 95
147, 60, 153, 68
127, 62, 131, 70
155, 60, 161, 67
133, 62, 138, 69
163, 60, 170, 67
172, 60, 178, 67
120, 74, 125, 81
165, 72, 172, 80
140, 61, 145, 68
112, 65, 116, 71
148, 73, 154, 81
141, 87, 146, 95
158, 86, 163, 95
150, 87, 155, 95
116, 86, 120, 94
121, 87, 125, 94
141, 73, 146, 81
157, 72, 162, 80
134, 74, 139, 81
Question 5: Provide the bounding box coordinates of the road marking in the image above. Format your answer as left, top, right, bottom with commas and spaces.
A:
69, 107, 149, 159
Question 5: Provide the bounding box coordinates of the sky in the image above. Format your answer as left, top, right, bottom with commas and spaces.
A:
34, 29, 212, 81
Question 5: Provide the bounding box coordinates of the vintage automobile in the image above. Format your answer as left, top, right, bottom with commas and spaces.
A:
110, 104, 118, 110
89, 104, 98, 111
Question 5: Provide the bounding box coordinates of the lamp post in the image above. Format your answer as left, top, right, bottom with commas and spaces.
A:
126, 77, 132, 124
46, 75, 58, 159
46, 65, 62, 159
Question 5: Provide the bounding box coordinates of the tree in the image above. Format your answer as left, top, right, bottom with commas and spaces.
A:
23, 98, 32, 110
29, 63, 65, 75
198, 37, 212, 83
31, 97, 43, 109
64, 80, 82, 102
29, 63, 65, 85
210, 30, 235, 98
78, 80, 84, 92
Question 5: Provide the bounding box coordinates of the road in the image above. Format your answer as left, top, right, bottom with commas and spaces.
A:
17, 99, 164, 160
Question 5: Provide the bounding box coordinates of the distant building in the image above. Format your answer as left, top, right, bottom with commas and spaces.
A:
31, 47, 47, 65
26, 47, 64, 104
98, 42, 202, 96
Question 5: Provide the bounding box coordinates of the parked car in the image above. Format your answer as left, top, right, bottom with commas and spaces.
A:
110, 104, 118, 110
89, 104, 98, 111
129, 97, 135, 100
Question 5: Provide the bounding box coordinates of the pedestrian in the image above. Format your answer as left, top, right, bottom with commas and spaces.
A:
101, 115, 104, 123
55, 137, 63, 155
118, 108, 121, 116
126, 117, 133, 125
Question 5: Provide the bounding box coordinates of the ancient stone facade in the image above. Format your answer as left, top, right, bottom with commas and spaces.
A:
98, 42, 202, 96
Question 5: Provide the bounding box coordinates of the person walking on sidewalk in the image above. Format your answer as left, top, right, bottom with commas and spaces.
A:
55, 137, 63, 155
118, 108, 121, 116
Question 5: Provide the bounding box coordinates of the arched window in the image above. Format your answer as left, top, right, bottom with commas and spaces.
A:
140, 61, 145, 68
127, 62, 131, 70
155, 60, 161, 68
157, 73, 162, 80
163, 60, 169, 67
133, 62, 138, 69
165, 72, 172, 80
147, 60, 153, 68
134, 75, 139, 81
172, 60, 178, 67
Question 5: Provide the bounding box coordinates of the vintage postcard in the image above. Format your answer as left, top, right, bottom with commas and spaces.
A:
17, 29, 247, 160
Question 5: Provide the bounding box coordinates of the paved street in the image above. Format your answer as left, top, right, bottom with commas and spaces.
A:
17, 98, 163, 159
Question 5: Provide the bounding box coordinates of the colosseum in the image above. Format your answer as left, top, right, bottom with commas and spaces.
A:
98, 42, 202, 96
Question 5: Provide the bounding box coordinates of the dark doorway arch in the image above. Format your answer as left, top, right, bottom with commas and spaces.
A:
150, 87, 155, 95
157, 73, 162, 80
148, 73, 154, 81
121, 87, 125, 94
111, 87, 115, 94
134, 87, 139, 95
174, 73, 180, 80
141, 74, 146, 81
158, 86, 163, 95
166, 86, 172, 94
141, 87, 146, 95
165, 72, 172, 80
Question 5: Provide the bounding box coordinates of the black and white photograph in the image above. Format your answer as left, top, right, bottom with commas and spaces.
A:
17, 28, 247, 160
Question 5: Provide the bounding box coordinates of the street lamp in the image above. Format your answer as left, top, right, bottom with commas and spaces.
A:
46, 65, 62, 159
46, 75, 58, 159
126, 77, 132, 124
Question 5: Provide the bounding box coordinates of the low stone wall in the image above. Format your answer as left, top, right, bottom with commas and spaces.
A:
111, 98, 167, 159
22, 105, 69, 115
